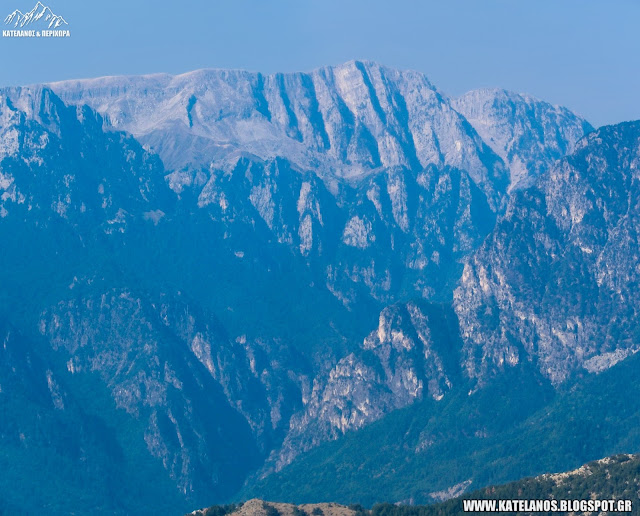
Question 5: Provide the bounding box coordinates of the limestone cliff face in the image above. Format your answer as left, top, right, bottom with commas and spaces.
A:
454, 122, 640, 387
46, 62, 592, 308
453, 88, 592, 190
0, 67, 597, 512
39, 290, 260, 498
273, 302, 460, 470
51, 61, 509, 207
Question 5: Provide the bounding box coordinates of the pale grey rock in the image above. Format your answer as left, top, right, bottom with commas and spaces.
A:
453, 88, 592, 190
429, 479, 473, 502
272, 302, 457, 471
342, 215, 374, 248
454, 122, 640, 386
50, 61, 510, 208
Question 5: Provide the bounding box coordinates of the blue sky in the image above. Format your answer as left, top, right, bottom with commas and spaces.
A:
0, 0, 638, 127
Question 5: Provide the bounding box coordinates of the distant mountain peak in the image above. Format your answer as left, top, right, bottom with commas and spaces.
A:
453, 87, 593, 190
49, 62, 512, 210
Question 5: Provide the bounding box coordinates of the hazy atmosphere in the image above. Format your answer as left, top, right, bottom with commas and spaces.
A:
1, 0, 639, 126
3, 1, 640, 514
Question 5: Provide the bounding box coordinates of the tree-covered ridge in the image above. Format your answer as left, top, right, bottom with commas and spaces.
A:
194, 455, 639, 516
190, 499, 358, 516
397, 454, 640, 515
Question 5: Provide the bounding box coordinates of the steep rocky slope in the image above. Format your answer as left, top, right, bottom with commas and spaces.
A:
454, 121, 640, 387
452, 89, 593, 189
0, 86, 322, 510
272, 302, 461, 471
0, 322, 190, 514
50, 62, 508, 206
453, 89, 593, 190
242, 121, 640, 506
0, 63, 598, 513
47, 62, 591, 309
243, 348, 640, 505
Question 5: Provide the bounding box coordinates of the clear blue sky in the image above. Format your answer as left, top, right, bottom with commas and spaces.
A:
1, 0, 638, 127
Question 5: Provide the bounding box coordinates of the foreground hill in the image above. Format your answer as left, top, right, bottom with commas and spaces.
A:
196, 455, 640, 515
427, 454, 640, 515
191, 499, 359, 516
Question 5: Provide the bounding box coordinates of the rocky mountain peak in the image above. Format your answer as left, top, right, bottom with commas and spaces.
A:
454, 120, 640, 387
49, 63, 512, 207
452, 88, 593, 190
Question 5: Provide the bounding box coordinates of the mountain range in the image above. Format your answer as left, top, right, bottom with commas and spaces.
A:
3, 61, 638, 514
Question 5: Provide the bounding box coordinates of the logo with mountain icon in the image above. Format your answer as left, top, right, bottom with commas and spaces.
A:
3, 2, 70, 37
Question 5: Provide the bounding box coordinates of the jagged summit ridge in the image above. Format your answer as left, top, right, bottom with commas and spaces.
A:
50, 61, 591, 205
50, 61, 488, 178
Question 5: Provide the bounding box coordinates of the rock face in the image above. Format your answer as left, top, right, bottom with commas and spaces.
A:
0, 63, 598, 513
206, 158, 496, 306
454, 122, 640, 387
39, 290, 272, 498
452, 89, 593, 190
274, 302, 461, 470
46, 62, 592, 309
0, 86, 170, 224
50, 62, 508, 206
